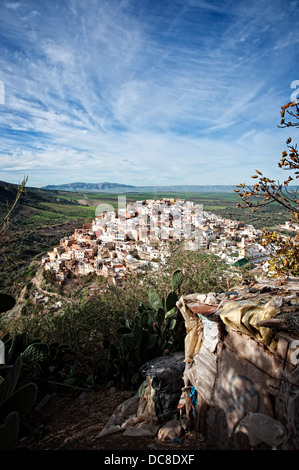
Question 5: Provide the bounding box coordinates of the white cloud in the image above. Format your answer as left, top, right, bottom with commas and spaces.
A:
41, 41, 75, 67
0, 0, 297, 187
5, 2, 20, 10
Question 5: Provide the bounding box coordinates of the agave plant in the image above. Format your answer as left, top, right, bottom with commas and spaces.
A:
0, 329, 77, 449
0, 355, 37, 450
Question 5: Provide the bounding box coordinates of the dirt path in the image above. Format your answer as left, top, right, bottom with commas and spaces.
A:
31, 267, 72, 304
21, 389, 213, 451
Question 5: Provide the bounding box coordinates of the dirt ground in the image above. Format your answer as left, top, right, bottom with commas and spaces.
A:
20, 388, 214, 451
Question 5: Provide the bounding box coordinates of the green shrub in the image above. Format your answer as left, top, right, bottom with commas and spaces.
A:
103, 269, 185, 389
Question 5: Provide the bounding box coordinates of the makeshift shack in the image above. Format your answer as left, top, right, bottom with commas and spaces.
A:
177, 280, 299, 450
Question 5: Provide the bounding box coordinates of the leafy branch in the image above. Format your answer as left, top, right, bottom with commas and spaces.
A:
0, 176, 28, 286
235, 102, 299, 220
235, 101, 299, 278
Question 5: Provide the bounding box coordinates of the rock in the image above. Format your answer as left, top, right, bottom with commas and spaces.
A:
205, 293, 218, 305
157, 419, 182, 442
63, 437, 77, 446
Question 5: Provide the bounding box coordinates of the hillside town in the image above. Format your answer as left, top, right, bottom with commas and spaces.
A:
42, 197, 271, 286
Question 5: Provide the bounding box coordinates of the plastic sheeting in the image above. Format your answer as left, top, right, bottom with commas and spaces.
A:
177, 298, 220, 398
183, 344, 217, 402
98, 352, 186, 438
139, 351, 185, 423
176, 295, 204, 364
220, 298, 281, 347
97, 376, 159, 438
198, 313, 220, 353
241, 412, 286, 447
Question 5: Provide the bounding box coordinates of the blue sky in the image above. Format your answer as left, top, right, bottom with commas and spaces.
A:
0, 0, 298, 188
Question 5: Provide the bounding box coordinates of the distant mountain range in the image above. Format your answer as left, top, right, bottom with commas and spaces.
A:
42, 181, 237, 193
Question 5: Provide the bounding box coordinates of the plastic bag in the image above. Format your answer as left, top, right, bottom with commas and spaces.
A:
139, 351, 185, 422
97, 376, 158, 438
241, 412, 286, 447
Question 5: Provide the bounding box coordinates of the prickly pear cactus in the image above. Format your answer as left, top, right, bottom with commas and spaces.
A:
0, 355, 22, 407
0, 352, 38, 449
21, 342, 49, 363
148, 289, 163, 311
6, 332, 27, 366
0, 382, 38, 422
103, 269, 184, 389
0, 411, 20, 450
171, 269, 183, 292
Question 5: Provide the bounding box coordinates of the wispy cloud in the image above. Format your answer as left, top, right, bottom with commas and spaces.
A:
5, 2, 21, 11
0, 0, 298, 187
